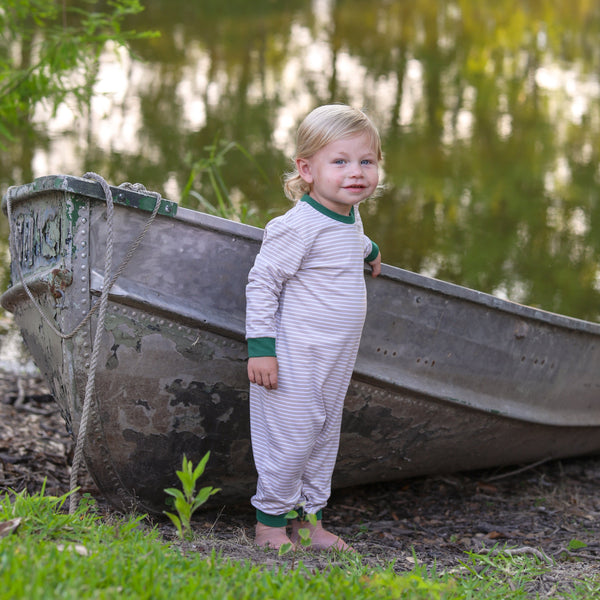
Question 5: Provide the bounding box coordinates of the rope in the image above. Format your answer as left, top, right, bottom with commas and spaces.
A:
68, 172, 115, 513
5, 174, 163, 513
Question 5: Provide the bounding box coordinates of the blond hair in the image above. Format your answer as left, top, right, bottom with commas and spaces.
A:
283, 104, 383, 202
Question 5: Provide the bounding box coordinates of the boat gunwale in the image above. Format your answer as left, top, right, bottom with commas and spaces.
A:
3, 173, 599, 336
173, 205, 600, 337
1, 173, 178, 217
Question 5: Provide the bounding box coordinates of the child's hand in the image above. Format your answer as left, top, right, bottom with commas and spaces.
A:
248, 356, 279, 390
368, 251, 381, 277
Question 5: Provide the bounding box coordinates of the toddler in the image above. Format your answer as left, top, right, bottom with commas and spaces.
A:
246, 104, 382, 550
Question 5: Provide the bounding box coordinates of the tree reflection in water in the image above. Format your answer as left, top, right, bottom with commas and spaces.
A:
1, 0, 599, 321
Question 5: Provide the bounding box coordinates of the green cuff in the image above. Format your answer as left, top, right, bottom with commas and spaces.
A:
256, 509, 288, 527
255, 508, 323, 527
248, 337, 276, 357
365, 241, 379, 263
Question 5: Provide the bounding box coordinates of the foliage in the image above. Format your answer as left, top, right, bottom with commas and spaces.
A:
181, 135, 271, 226
278, 509, 318, 559
163, 452, 220, 541
1, 486, 599, 599
365, 558, 456, 599
0, 481, 100, 540
567, 539, 588, 551
0, 0, 158, 141
457, 547, 550, 598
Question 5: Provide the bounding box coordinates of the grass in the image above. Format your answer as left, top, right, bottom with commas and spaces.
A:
1, 486, 599, 600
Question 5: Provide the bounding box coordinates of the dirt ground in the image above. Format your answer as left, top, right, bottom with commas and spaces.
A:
1, 369, 599, 597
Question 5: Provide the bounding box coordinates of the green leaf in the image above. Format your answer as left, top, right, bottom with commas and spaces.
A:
307, 513, 318, 526
173, 497, 191, 519
298, 527, 312, 547
163, 453, 219, 542
193, 452, 211, 481
568, 539, 588, 551
0, 0, 158, 143
194, 486, 217, 506
164, 488, 185, 502
163, 511, 183, 537
278, 542, 293, 556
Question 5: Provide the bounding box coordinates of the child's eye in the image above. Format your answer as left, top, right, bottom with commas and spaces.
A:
334, 159, 346, 164
361, 159, 374, 165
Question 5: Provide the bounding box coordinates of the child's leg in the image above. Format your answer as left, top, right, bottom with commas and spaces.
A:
291, 371, 352, 551
249, 377, 325, 516
299, 374, 347, 514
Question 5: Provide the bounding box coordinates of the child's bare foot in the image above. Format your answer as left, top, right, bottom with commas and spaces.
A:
254, 522, 294, 550
290, 519, 353, 551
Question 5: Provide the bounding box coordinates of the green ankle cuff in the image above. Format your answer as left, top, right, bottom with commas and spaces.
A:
256, 509, 288, 527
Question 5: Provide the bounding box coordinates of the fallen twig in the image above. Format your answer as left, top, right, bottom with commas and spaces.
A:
552, 547, 600, 561
13, 404, 59, 416
14, 377, 26, 407
483, 457, 553, 483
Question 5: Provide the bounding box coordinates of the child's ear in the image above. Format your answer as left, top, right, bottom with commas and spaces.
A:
296, 158, 313, 183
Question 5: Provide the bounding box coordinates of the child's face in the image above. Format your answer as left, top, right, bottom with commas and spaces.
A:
296, 132, 379, 216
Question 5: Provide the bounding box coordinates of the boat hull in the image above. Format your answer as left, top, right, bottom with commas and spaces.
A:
3, 175, 600, 513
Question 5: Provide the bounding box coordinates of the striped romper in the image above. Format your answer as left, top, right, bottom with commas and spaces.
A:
246, 194, 379, 522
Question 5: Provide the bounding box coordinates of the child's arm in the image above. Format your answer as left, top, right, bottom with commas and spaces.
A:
248, 356, 278, 390
246, 219, 306, 391
368, 251, 381, 277
364, 239, 381, 278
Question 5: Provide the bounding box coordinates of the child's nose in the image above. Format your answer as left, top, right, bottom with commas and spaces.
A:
349, 162, 362, 175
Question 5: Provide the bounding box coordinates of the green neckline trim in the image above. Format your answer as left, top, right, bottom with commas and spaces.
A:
301, 195, 355, 224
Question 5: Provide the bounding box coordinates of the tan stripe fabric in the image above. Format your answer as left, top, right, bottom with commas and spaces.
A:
246, 199, 372, 516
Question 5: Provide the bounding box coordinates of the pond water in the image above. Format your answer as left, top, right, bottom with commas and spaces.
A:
1, 0, 599, 322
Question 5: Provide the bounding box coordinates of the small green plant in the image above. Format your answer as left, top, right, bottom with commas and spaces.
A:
567, 538, 588, 551
277, 509, 318, 561
181, 134, 270, 225
164, 452, 220, 541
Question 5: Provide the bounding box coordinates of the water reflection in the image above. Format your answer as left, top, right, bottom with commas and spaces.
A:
1, 0, 599, 322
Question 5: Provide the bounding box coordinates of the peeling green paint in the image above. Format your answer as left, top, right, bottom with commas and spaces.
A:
52, 175, 65, 190
104, 317, 147, 352
103, 312, 216, 361
40, 216, 61, 257
65, 195, 86, 226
